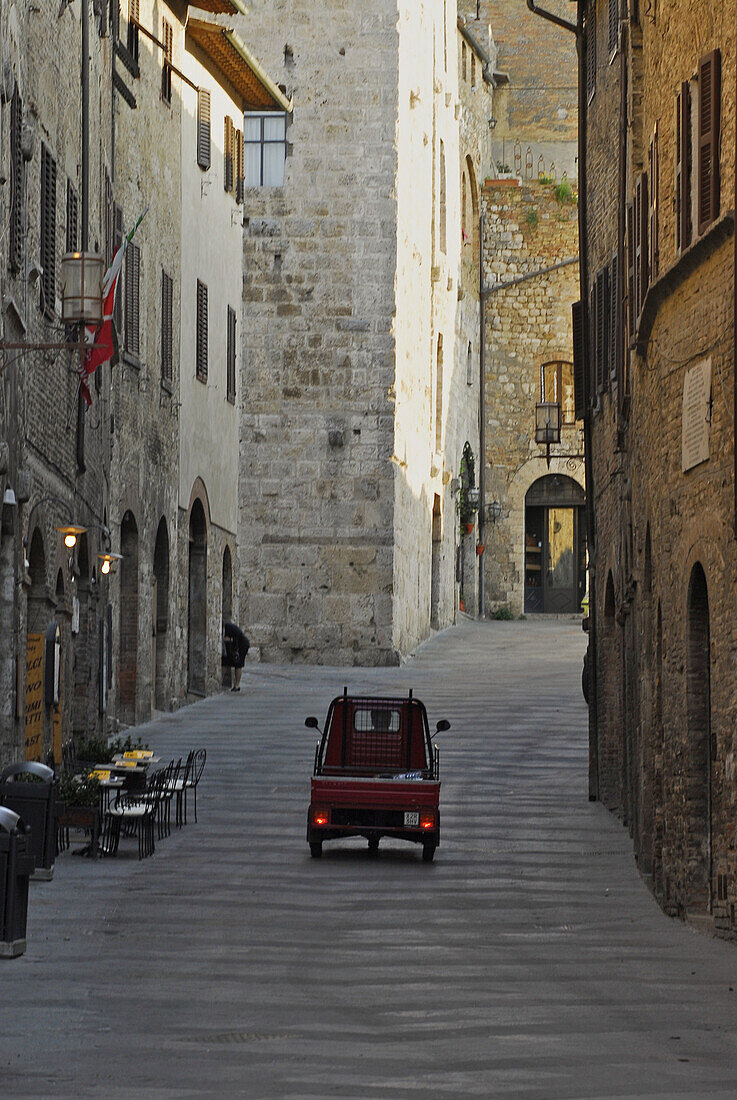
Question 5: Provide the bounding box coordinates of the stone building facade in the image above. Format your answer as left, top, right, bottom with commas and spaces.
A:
236, 2, 492, 663
479, 0, 579, 182
583, 0, 737, 936
481, 177, 582, 618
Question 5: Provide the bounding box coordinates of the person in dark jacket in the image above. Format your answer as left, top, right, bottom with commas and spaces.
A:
223, 622, 249, 691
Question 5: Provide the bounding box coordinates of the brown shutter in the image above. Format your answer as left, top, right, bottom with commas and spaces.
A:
648, 128, 659, 280
227, 305, 236, 402
161, 20, 173, 103
586, 2, 596, 100
608, 0, 618, 56
596, 272, 605, 391
161, 270, 173, 383
197, 89, 211, 170
196, 280, 208, 382
125, 242, 140, 357
698, 49, 721, 235
40, 144, 57, 318
235, 129, 244, 204
572, 300, 586, 419
626, 202, 634, 339
10, 85, 24, 274
640, 172, 649, 305
224, 116, 234, 193
589, 284, 597, 402
66, 180, 79, 253
610, 253, 618, 383
127, 0, 139, 59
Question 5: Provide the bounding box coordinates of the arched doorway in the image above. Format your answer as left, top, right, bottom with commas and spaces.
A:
221, 546, 233, 687
153, 518, 169, 711
73, 534, 92, 738
188, 500, 207, 694
686, 562, 711, 911
119, 511, 139, 725
25, 529, 48, 761
524, 475, 586, 613
430, 494, 442, 629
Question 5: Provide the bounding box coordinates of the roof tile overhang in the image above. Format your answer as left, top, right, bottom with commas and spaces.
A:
186, 18, 293, 112
188, 0, 247, 15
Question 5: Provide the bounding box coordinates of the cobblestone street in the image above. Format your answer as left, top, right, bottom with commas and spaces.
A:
2, 619, 737, 1098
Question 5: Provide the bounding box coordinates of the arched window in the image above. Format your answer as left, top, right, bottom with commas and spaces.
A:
541, 361, 576, 425
462, 41, 467, 82
461, 171, 468, 240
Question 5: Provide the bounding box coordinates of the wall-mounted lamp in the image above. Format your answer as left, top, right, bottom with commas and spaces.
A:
535, 401, 562, 469
488, 117, 498, 130
61, 252, 104, 325
57, 524, 87, 550
97, 552, 123, 575
487, 500, 503, 524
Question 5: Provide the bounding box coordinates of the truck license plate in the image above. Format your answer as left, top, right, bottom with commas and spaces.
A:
404, 812, 419, 826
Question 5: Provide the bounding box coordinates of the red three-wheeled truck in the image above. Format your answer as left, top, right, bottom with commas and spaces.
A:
305, 689, 450, 861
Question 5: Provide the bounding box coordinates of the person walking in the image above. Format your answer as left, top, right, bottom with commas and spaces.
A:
222, 622, 250, 691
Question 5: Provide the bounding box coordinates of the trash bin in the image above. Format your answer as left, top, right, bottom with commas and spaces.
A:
0, 807, 33, 958
0, 762, 57, 881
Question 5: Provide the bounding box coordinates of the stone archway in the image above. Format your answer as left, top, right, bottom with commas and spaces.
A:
188, 499, 208, 695
523, 474, 586, 613
119, 511, 139, 725
686, 562, 711, 912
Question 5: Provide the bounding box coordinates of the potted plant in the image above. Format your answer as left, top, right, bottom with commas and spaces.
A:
57, 772, 101, 856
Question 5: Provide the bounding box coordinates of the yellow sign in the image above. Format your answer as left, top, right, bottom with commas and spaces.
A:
89, 769, 111, 781
25, 634, 44, 761
116, 760, 138, 768
123, 750, 153, 760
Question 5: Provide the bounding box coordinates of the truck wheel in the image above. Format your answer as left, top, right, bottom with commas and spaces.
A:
422, 844, 436, 862
310, 842, 322, 859
368, 837, 379, 856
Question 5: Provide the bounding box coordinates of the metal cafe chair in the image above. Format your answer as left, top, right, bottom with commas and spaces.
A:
181, 749, 206, 825
102, 770, 165, 859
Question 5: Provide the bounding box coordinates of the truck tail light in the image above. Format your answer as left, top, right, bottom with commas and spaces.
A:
420, 810, 435, 830
312, 806, 329, 826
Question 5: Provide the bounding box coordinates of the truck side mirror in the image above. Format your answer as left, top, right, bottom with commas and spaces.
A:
305, 716, 319, 729
435, 719, 450, 733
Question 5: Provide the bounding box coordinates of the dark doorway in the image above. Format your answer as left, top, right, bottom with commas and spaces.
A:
222, 546, 233, 688
524, 475, 586, 613
686, 562, 711, 911
73, 534, 92, 738
188, 500, 207, 695
153, 518, 169, 711
430, 494, 441, 629
119, 511, 139, 725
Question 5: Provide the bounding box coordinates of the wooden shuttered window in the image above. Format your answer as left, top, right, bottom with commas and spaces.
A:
161, 270, 173, 384
127, 0, 139, 60
609, 253, 618, 382
235, 129, 244, 204
589, 285, 596, 404
227, 305, 236, 403
197, 88, 211, 170
124, 242, 140, 358
586, 2, 596, 101
626, 202, 635, 339
676, 82, 691, 252
196, 280, 208, 382
40, 143, 57, 318
224, 116, 234, 194
66, 180, 78, 253
161, 20, 173, 104
697, 49, 721, 236
572, 300, 586, 420
633, 173, 648, 323
596, 270, 606, 392
648, 127, 659, 280
608, 0, 618, 57
10, 85, 24, 274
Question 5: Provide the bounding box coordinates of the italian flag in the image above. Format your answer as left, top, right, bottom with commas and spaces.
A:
79, 208, 147, 406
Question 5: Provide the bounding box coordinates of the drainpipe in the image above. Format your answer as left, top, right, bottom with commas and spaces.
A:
527, 0, 599, 800
81, 0, 89, 250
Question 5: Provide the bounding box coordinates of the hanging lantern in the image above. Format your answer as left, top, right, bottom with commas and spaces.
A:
535, 401, 561, 445
61, 252, 104, 325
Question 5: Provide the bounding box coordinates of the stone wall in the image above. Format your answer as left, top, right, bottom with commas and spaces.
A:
481, 178, 582, 617
586, 0, 737, 934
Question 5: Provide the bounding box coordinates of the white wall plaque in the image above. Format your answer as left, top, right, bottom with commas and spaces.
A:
682, 357, 712, 472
